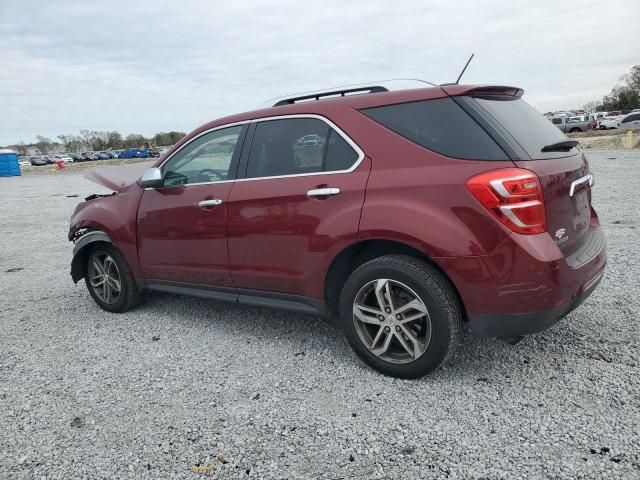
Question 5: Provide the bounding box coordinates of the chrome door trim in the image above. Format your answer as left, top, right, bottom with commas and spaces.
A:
569, 174, 593, 197
157, 120, 251, 171
236, 113, 365, 182
153, 113, 366, 187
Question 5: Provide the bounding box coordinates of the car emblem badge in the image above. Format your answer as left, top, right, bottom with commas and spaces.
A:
554, 228, 568, 245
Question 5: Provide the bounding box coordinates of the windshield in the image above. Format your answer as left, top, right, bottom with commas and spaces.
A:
473, 97, 578, 159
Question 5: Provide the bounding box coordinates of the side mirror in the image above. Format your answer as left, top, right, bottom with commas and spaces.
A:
140, 167, 163, 189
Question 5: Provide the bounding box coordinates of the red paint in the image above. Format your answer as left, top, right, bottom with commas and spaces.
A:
137, 182, 235, 286
70, 83, 606, 329
226, 158, 371, 298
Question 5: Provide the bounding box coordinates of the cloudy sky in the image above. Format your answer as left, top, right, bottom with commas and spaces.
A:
1, 0, 638, 146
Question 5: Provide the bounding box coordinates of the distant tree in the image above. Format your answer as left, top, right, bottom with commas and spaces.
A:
622, 65, 640, 93
106, 131, 123, 149
35, 135, 54, 154
124, 133, 147, 149
58, 134, 83, 153
584, 65, 640, 112
603, 86, 640, 111
583, 101, 601, 113
153, 131, 185, 146
13, 141, 27, 155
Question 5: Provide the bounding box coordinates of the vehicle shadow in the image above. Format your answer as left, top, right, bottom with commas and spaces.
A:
139, 290, 581, 383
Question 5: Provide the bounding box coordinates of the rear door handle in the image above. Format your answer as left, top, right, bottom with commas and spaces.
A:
307, 187, 341, 198
198, 199, 223, 208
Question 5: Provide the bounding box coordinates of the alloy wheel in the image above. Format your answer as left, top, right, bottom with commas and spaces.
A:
352, 279, 432, 364
87, 252, 122, 304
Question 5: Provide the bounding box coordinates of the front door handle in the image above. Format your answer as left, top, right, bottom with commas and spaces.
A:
307, 187, 341, 198
198, 199, 223, 208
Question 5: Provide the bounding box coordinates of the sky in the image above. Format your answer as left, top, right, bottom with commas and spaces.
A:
1, 0, 639, 146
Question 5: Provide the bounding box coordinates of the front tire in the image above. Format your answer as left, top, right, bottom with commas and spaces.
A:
83, 244, 141, 313
339, 255, 462, 378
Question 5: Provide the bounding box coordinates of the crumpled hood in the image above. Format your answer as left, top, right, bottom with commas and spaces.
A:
84, 161, 154, 191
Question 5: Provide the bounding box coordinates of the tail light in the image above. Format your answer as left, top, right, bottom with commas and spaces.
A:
466, 168, 546, 235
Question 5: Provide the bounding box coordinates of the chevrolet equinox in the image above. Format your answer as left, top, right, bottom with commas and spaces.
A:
69, 83, 606, 378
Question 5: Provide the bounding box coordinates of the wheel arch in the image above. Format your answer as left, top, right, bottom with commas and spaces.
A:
70, 230, 112, 283
324, 239, 466, 319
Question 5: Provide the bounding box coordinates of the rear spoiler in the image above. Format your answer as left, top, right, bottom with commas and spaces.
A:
441, 85, 524, 99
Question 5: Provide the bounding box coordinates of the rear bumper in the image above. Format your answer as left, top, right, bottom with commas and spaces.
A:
434, 219, 606, 337
468, 266, 604, 337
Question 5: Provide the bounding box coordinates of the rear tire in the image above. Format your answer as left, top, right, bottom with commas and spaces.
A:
83, 243, 141, 313
339, 255, 462, 378
569, 128, 581, 133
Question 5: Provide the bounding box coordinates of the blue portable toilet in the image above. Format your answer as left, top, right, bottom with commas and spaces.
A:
0, 149, 20, 177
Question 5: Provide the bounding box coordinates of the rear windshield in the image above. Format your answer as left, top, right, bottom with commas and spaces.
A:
361, 98, 508, 160
473, 97, 578, 159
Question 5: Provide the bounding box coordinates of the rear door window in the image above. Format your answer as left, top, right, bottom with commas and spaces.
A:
360, 98, 508, 160
473, 97, 577, 159
245, 118, 360, 178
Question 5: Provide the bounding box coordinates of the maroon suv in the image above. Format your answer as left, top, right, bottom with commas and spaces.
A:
69, 83, 606, 378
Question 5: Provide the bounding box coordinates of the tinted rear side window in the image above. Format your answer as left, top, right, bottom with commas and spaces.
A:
361, 98, 508, 160
473, 97, 577, 159
245, 118, 361, 179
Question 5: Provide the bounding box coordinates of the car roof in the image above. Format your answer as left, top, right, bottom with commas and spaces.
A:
154, 84, 520, 165
194, 83, 519, 131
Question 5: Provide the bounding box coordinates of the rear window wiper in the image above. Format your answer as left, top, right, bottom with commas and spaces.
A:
541, 140, 578, 152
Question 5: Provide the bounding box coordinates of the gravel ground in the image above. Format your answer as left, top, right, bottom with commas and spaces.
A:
568, 129, 640, 150
1, 150, 639, 479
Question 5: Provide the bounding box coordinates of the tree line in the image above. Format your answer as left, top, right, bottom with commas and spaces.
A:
11, 130, 186, 156
584, 65, 640, 112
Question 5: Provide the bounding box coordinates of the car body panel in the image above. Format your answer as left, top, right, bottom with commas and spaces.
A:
69, 182, 144, 279
137, 182, 235, 286
514, 151, 591, 257
227, 157, 372, 299
84, 161, 153, 191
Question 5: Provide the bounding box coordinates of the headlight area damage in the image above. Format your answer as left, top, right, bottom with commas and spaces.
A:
68, 161, 152, 283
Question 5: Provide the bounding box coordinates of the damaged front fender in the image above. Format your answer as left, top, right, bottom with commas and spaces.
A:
70, 231, 112, 283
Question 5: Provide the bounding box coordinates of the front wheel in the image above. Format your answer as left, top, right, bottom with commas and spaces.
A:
84, 244, 141, 313
339, 255, 462, 378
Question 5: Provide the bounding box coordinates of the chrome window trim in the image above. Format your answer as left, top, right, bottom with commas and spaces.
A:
157, 120, 250, 171
238, 113, 365, 182
153, 113, 365, 188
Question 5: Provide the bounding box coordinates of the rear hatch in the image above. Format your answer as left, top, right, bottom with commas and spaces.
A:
455, 89, 594, 256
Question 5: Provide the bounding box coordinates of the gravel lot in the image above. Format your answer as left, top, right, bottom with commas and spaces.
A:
1, 150, 639, 479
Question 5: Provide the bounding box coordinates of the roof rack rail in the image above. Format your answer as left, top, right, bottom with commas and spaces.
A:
262, 78, 437, 108
272, 86, 388, 106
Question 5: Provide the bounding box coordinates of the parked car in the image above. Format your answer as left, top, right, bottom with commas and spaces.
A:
148, 148, 161, 157
51, 154, 74, 163
69, 83, 606, 378
96, 152, 111, 160
78, 152, 98, 161
598, 116, 621, 130
613, 112, 640, 131
118, 148, 151, 159
71, 152, 84, 162
30, 155, 48, 166
550, 115, 593, 133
